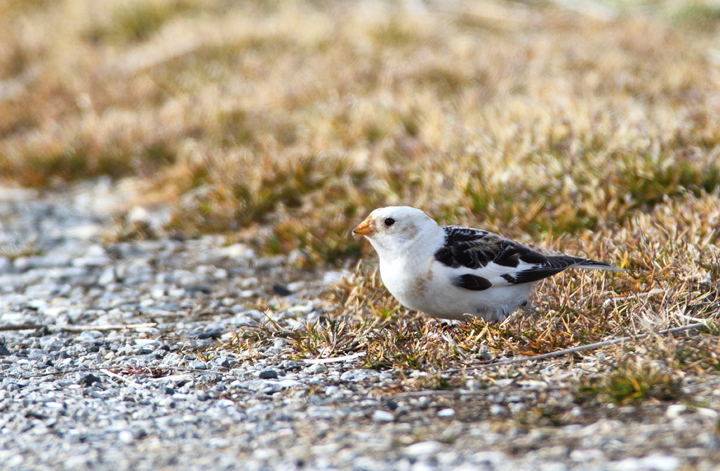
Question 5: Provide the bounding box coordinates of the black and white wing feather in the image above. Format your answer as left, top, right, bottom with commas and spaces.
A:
434, 226, 621, 291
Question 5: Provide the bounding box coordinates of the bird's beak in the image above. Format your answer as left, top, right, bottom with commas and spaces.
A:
353, 217, 373, 236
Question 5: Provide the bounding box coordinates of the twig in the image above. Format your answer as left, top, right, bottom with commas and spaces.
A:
100, 369, 142, 388
444, 322, 705, 375
393, 386, 568, 399
303, 352, 366, 364
0, 324, 43, 332
61, 323, 157, 332
0, 323, 157, 333
602, 288, 665, 307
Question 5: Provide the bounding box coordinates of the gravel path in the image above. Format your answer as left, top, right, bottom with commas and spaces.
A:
1, 181, 719, 471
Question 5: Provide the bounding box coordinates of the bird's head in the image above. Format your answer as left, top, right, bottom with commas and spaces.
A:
353, 206, 439, 254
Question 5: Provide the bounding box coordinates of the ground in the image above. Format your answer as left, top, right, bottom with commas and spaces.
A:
1, 0, 720, 470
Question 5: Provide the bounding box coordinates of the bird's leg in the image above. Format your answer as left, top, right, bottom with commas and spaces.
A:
518, 300, 536, 317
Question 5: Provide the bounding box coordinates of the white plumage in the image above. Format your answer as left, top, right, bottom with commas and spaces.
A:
353, 206, 623, 321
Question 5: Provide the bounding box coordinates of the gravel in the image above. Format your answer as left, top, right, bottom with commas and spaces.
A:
1, 180, 719, 470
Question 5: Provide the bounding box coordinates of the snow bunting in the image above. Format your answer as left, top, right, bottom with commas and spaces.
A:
353, 206, 623, 322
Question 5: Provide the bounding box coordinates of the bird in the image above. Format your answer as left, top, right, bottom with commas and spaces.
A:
352, 206, 623, 322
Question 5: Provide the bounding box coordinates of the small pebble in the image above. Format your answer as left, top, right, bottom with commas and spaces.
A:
197, 329, 223, 340
272, 284, 292, 296
79, 374, 101, 387
404, 441, 443, 457
569, 449, 604, 462
98, 267, 116, 285
665, 404, 686, 419
613, 455, 680, 471
118, 430, 135, 444
306, 363, 327, 374
438, 408, 456, 418
372, 410, 395, 422
259, 369, 278, 379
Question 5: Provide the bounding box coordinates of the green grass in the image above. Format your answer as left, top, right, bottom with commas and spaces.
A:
576, 359, 684, 405
673, 2, 720, 32
85, 0, 201, 44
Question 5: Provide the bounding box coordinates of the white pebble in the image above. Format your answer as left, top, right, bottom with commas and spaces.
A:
613, 455, 679, 471
372, 410, 395, 422
665, 404, 686, 419
277, 379, 301, 388
97, 267, 116, 285
118, 430, 134, 444
697, 407, 719, 419
569, 449, 604, 462
404, 440, 442, 457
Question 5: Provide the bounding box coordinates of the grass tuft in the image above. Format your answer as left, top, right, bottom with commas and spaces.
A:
576, 359, 684, 405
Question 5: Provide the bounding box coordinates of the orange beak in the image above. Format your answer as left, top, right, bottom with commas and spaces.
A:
353, 217, 373, 236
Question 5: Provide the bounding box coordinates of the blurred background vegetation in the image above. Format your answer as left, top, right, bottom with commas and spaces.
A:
1, 0, 719, 265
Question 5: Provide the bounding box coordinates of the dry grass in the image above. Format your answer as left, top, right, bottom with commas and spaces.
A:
2, 0, 720, 393
227, 232, 718, 360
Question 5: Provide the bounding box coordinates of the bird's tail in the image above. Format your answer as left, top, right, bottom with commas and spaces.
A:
572, 258, 625, 272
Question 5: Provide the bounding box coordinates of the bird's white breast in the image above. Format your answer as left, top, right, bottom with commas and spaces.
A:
379, 254, 436, 313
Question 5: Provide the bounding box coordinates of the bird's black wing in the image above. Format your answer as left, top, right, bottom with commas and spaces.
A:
436, 225, 616, 287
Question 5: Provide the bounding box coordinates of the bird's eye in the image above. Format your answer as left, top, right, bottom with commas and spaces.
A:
384, 218, 395, 227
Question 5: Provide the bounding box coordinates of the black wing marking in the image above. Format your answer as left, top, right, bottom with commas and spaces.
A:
452, 274, 492, 291
434, 226, 549, 270
435, 225, 615, 285
434, 226, 496, 269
